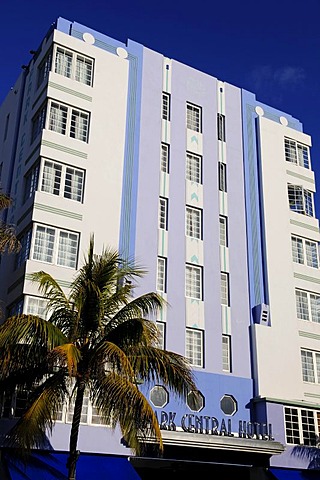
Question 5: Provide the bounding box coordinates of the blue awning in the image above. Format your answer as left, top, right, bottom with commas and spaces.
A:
269, 467, 320, 480
5, 452, 141, 480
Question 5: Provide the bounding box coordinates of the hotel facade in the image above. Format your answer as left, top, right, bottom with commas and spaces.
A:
0, 17, 319, 479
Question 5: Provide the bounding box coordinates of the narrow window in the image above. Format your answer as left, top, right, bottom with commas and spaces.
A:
33, 225, 55, 263
185, 265, 202, 300
186, 103, 202, 133
157, 257, 167, 293
25, 296, 48, 318
295, 290, 310, 321
186, 206, 202, 239
75, 54, 93, 86
31, 104, 47, 144
70, 109, 89, 142
64, 167, 84, 202
162, 92, 170, 121
37, 49, 52, 88
161, 143, 170, 173
221, 272, 230, 306
288, 184, 314, 216
41, 160, 62, 196
222, 335, 231, 372
217, 113, 226, 141
15, 228, 32, 269
219, 162, 227, 192
301, 349, 318, 383
285, 138, 310, 169
159, 197, 168, 230
186, 152, 202, 183
156, 322, 166, 349
219, 216, 228, 247
48, 102, 68, 135
57, 231, 79, 268
291, 236, 304, 264
55, 47, 73, 78
186, 328, 203, 367
24, 163, 39, 202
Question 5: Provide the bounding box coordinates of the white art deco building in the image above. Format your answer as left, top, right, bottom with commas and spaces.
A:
0, 17, 319, 480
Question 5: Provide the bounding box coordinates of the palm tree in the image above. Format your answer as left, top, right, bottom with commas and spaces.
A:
0, 192, 20, 254
0, 238, 196, 480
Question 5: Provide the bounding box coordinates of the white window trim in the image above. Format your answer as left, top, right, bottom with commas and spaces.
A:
291, 235, 319, 269
219, 162, 227, 192
157, 257, 167, 293
39, 158, 85, 203
301, 348, 320, 384
219, 216, 228, 247
186, 206, 202, 240
156, 321, 166, 349
186, 151, 202, 184
222, 335, 231, 372
46, 99, 90, 143
221, 272, 230, 306
288, 184, 314, 217
186, 102, 202, 133
162, 92, 170, 121
159, 197, 168, 230
161, 143, 170, 173
31, 223, 79, 269
295, 289, 320, 323
185, 264, 203, 300
285, 137, 310, 169
284, 406, 320, 446
53, 44, 94, 86
186, 328, 203, 367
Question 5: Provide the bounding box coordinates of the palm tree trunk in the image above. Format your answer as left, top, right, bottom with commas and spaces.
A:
67, 381, 85, 480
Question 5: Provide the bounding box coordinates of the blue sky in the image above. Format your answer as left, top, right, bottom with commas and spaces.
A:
1, 0, 320, 209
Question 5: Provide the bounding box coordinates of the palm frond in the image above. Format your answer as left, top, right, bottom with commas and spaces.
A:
105, 317, 159, 349
49, 344, 81, 377
0, 192, 12, 210
0, 222, 21, 253
31, 271, 70, 311
90, 341, 134, 379
126, 345, 196, 398
5, 371, 68, 453
91, 372, 162, 455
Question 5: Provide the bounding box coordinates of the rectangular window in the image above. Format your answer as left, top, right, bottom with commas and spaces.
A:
221, 272, 230, 306
186, 206, 202, 239
285, 138, 310, 169
157, 257, 167, 293
185, 265, 202, 300
156, 322, 166, 349
25, 296, 48, 318
48, 100, 90, 143
186, 103, 202, 132
32, 224, 79, 268
291, 236, 319, 268
186, 152, 202, 184
162, 92, 170, 121
37, 49, 52, 88
55, 46, 94, 86
219, 162, 227, 192
219, 216, 228, 247
301, 348, 320, 383
161, 143, 170, 173
222, 335, 231, 372
24, 163, 39, 202
297, 290, 320, 323
31, 104, 47, 144
288, 184, 314, 217
15, 228, 32, 269
186, 328, 203, 367
40, 160, 84, 203
285, 407, 320, 446
217, 113, 226, 141
159, 197, 168, 230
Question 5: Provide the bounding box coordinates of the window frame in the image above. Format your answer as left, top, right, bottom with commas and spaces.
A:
285, 138, 310, 169
186, 328, 204, 367
219, 215, 228, 247
31, 223, 79, 269
284, 406, 320, 446
161, 143, 170, 173
37, 48, 53, 89
296, 289, 320, 323
54, 44, 94, 87
221, 272, 230, 306
217, 113, 226, 142
291, 235, 319, 269
219, 162, 227, 192
186, 102, 202, 133
222, 334, 232, 372
40, 158, 85, 203
31, 103, 47, 144
186, 151, 202, 184
186, 205, 202, 240
47, 99, 90, 143
185, 264, 203, 300
288, 184, 314, 217
159, 197, 168, 230
156, 321, 166, 349
157, 257, 167, 293
162, 92, 171, 121
301, 348, 320, 384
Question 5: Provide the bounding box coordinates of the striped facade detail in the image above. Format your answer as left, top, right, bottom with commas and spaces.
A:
290, 219, 319, 233
34, 203, 83, 220
304, 392, 320, 400
294, 272, 320, 285
41, 140, 88, 159
299, 330, 320, 341
286, 169, 315, 185
25, 273, 72, 289
48, 81, 93, 102
71, 29, 117, 56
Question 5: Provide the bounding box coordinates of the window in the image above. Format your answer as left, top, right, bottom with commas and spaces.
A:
37, 49, 52, 88
221, 272, 230, 306
48, 100, 90, 143
55, 46, 93, 86
285, 407, 320, 446
15, 228, 32, 269
156, 322, 165, 349
186, 152, 202, 184
55, 387, 107, 425
25, 296, 48, 318
219, 216, 228, 247
157, 257, 167, 293
185, 265, 202, 300
186, 103, 202, 132
296, 290, 320, 323
288, 185, 314, 217
162, 92, 170, 121
159, 197, 168, 230
32, 224, 79, 268
186, 328, 203, 367
186, 206, 202, 239
291, 236, 319, 268
222, 335, 231, 372
219, 162, 227, 192
301, 348, 320, 383
161, 143, 170, 173
31, 104, 47, 144
24, 163, 39, 202
41, 160, 84, 202
285, 138, 310, 169
217, 113, 226, 141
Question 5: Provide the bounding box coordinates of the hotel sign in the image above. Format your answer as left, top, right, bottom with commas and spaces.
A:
156, 411, 274, 441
